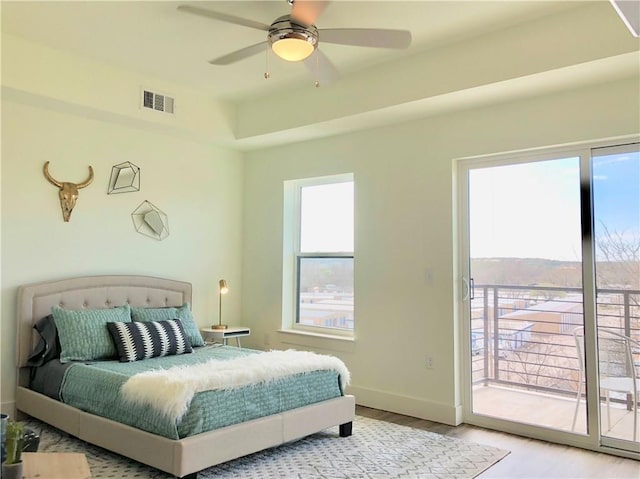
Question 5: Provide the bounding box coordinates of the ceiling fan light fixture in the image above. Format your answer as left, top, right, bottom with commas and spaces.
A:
272, 36, 315, 62
268, 15, 318, 62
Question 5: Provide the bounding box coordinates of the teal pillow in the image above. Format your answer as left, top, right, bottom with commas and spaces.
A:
130, 305, 177, 322
174, 303, 205, 347
130, 303, 204, 347
52, 304, 131, 363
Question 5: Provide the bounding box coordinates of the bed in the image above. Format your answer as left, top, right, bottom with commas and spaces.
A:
15, 275, 355, 478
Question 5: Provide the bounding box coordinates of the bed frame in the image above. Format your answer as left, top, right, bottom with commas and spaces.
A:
15, 275, 355, 478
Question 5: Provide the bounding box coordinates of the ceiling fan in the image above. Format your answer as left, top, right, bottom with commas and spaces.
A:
177, 0, 412, 85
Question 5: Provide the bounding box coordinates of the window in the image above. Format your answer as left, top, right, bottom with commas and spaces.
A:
283, 174, 354, 335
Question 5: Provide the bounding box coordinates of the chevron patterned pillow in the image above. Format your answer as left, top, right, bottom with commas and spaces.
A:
107, 319, 193, 362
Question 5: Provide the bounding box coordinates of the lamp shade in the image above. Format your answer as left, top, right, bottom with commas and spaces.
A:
271, 37, 315, 62
219, 279, 229, 294
267, 17, 318, 63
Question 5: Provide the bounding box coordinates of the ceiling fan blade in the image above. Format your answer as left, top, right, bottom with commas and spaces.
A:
291, 0, 330, 25
320, 28, 412, 49
177, 5, 270, 31
209, 42, 268, 65
304, 48, 339, 86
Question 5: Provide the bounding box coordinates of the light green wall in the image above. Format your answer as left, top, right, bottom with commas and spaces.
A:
240, 77, 640, 425
0, 35, 244, 413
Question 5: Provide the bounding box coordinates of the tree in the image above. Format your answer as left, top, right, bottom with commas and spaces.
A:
595, 223, 640, 290
595, 223, 640, 336
503, 340, 573, 391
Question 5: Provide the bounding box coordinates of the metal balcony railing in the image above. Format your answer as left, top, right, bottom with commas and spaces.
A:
470, 284, 640, 405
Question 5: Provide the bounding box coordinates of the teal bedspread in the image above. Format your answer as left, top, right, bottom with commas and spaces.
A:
60, 346, 344, 439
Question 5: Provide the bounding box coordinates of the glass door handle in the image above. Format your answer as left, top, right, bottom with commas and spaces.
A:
462, 277, 475, 301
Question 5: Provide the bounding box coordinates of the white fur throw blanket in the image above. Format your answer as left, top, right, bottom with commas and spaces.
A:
121, 349, 350, 422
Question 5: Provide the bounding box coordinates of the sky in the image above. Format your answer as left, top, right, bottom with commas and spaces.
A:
469, 149, 639, 262
592, 150, 640, 240
300, 181, 354, 252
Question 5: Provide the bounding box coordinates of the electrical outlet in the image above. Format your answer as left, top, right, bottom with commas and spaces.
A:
426, 355, 434, 369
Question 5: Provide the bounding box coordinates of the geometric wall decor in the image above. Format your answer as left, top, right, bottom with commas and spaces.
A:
108, 161, 140, 194
131, 200, 169, 241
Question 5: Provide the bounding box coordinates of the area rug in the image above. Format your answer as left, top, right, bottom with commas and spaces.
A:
27, 415, 508, 479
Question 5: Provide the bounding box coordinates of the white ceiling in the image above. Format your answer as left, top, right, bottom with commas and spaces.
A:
1, 1, 582, 101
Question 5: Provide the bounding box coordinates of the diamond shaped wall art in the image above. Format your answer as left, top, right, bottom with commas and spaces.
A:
108, 161, 140, 194
131, 200, 169, 241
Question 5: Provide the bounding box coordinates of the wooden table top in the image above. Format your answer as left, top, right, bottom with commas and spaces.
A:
22, 452, 92, 479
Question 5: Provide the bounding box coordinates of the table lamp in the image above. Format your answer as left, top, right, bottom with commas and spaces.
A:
213, 279, 229, 330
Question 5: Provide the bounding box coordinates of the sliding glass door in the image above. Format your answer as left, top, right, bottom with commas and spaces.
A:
592, 144, 640, 451
466, 155, 586, 434
460, 140, 639, 453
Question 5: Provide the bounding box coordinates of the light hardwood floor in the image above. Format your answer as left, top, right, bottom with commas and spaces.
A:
356, 405, 639, 478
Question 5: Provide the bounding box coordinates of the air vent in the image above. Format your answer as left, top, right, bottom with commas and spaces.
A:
141, 89, 175, 114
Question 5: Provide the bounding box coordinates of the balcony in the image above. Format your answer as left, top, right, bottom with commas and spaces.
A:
470, 284, 640, 443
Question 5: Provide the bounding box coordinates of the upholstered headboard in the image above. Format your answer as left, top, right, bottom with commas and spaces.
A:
16, 275, 192, 370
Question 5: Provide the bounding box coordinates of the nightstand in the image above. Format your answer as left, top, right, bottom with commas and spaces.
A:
200, 326, 251, 347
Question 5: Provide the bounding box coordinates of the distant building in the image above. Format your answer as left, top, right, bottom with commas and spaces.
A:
299, 293, 354, 330
501, 295, 583, 334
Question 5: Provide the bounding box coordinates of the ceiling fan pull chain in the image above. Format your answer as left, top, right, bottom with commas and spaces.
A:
314, 52, 320, 88
264, 44, 271, 80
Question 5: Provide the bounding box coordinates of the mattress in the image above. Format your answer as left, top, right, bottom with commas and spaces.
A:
33, 345, 344, 439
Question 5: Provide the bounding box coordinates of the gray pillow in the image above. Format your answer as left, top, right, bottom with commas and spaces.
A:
52, 304, 131, 363
27, 314, 60, 367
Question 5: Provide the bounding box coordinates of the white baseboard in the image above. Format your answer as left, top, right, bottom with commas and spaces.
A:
348, 385, 462, 426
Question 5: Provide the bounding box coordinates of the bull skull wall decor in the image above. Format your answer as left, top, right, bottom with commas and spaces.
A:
43, 161, 94, 222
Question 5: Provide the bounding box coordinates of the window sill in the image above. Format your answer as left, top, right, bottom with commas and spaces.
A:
277, 329, 356, 352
